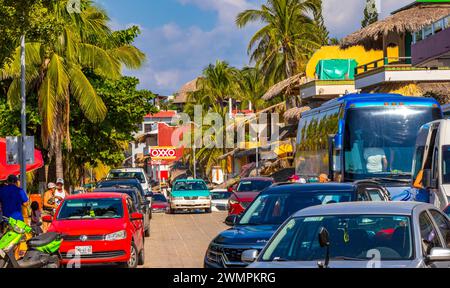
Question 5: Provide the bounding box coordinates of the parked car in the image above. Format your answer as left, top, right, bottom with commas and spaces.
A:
210, 189, 232, 212
94, 187, 151, 237
246, 202, 450, 268
46, 193, 145, 268
107, 168, 150, 193
204, 182, 390, 268
169, 179, 211, 214
228, 177, 274, 215
151, 193, 169, 213
97, 178, 153, 217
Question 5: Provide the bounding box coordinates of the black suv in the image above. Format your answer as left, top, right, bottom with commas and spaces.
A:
204, 181, 390, 268
94, 186, 151, 237
97, 178, 153, 219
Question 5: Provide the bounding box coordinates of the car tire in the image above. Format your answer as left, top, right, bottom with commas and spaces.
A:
122, 242, 138, 268
138, 245, 145, 266
145, 227, 151, 237
205, 207, 212, 214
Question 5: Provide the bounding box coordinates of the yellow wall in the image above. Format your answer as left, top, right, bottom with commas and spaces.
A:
306, 46, 399, 79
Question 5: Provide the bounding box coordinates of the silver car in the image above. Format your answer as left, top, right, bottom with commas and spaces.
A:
245, 202, 450, 268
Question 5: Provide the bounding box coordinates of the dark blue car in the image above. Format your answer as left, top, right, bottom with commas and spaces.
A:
204, 182, 390, 268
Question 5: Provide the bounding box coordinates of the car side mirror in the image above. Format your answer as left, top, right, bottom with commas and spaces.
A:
318, 227, 330, 248
130, 212, 144, 221
42, 215, 53, 223
241, 249, 259, 264
225, 215, 239, 226
426, 248, 450, 262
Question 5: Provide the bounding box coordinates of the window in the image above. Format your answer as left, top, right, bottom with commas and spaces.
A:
442, 146, 450, 184
127, 198, 137, 214
144, 124, 152, 133
357, 190, 370, 201
419, 212, 442, 256
57, 198, 123, 220
424, 25, 433, 38
430, 210, 450, 248
414, 30, 423, 42
367, 188, 384, 201
444, 16, 450, 29
434, 20, 444, 34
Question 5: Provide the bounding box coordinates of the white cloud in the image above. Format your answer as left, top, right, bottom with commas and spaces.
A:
122, 0, 415, 95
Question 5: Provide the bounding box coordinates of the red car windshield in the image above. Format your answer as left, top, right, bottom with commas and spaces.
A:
57, 198, 124, 220
237, 180, 272, 192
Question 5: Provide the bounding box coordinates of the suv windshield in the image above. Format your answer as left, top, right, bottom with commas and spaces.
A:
57, 198, 123, 220
262, 215, 412, 261
173, 181, 207, 191
239, 191, 353, 226
108, 171, 146, 183
237, 180, 272, 192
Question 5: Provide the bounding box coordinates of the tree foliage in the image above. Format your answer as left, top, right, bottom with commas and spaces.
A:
361, 0, 379, 28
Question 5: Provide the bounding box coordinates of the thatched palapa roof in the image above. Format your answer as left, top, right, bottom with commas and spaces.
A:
342, 3, 450, 49
262, 73, 305, 101
174, 78, 199, 104
284, 106, 311, 121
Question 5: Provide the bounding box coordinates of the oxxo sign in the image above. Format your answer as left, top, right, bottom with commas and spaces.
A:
147, 146, 177, 160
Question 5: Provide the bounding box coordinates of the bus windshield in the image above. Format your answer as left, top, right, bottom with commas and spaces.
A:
344, 106, 441, 180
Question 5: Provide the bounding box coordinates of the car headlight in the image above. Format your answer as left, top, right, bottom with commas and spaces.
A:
105, 230, 127, 241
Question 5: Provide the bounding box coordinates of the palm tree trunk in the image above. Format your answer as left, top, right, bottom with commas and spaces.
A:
55, 143, 64, 180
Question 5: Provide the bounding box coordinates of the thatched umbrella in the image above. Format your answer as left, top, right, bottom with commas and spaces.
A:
284, 106, 312, 122
174, 78, 200, 104
262, 73, 305, 101
342, 3, 450, 50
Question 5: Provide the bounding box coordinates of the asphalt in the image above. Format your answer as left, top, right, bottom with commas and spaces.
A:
143, 211, 228, 268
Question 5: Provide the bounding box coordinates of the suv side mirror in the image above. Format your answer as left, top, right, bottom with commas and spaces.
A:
426, 248, 450, 262
241, 249, 259, 263
130, 212, 144, 221
225, 215, 239, 226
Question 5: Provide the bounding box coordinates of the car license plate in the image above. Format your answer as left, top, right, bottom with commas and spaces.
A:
75, 246, 92, 255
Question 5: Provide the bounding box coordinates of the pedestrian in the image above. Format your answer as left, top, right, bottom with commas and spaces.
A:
30, 201, 43, 235
54, 178, 69, 207
43, 182, 57, 232
0, 175, 29, 221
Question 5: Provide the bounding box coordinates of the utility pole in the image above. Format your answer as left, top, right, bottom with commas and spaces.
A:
20, 35, 27, 192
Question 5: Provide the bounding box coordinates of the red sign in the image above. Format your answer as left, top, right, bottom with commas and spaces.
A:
147, 146, 177, 160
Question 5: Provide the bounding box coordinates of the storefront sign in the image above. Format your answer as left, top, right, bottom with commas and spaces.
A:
147, 146, 177, 160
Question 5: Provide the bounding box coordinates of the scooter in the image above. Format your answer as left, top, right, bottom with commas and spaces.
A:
0, 216, 62, 268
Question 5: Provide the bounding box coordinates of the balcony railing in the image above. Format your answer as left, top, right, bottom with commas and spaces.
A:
355, 57, 414, 75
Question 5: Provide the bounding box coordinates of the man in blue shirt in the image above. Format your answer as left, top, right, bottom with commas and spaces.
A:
0, 175, 28, 221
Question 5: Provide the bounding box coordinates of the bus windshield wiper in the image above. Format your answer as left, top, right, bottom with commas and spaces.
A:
372, 177, 410, 183
330, 256, 367, 261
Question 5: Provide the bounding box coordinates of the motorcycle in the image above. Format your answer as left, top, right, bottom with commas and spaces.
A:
0, 216, 62, 268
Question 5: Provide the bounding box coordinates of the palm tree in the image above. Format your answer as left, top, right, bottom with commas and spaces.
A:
1, 0, 145, 178
236, 0, 328, 83
183, 60, 238, 177
236, 67, 269, 112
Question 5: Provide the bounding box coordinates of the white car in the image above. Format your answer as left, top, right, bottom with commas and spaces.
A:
106, 168, 150, 194
210, 189, 232, 212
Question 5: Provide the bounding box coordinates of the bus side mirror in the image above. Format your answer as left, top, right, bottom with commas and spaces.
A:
422, 169, 437, 189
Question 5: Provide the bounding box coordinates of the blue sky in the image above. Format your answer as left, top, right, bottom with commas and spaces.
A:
95, 0, 413, 96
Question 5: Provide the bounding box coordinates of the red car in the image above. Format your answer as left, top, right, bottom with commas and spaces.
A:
45, 193, 145, 268
228, 177, 274, 215
151, 193, 169, 213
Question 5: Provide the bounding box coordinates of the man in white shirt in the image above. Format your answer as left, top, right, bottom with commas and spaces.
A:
364, 148, 388, 173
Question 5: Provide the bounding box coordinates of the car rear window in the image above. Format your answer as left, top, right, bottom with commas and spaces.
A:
57, 198, 123, 220
108, 171, 146, 183
237, 180, 272, 192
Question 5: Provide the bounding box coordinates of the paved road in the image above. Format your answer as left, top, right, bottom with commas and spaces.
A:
143, 212, 228, 268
